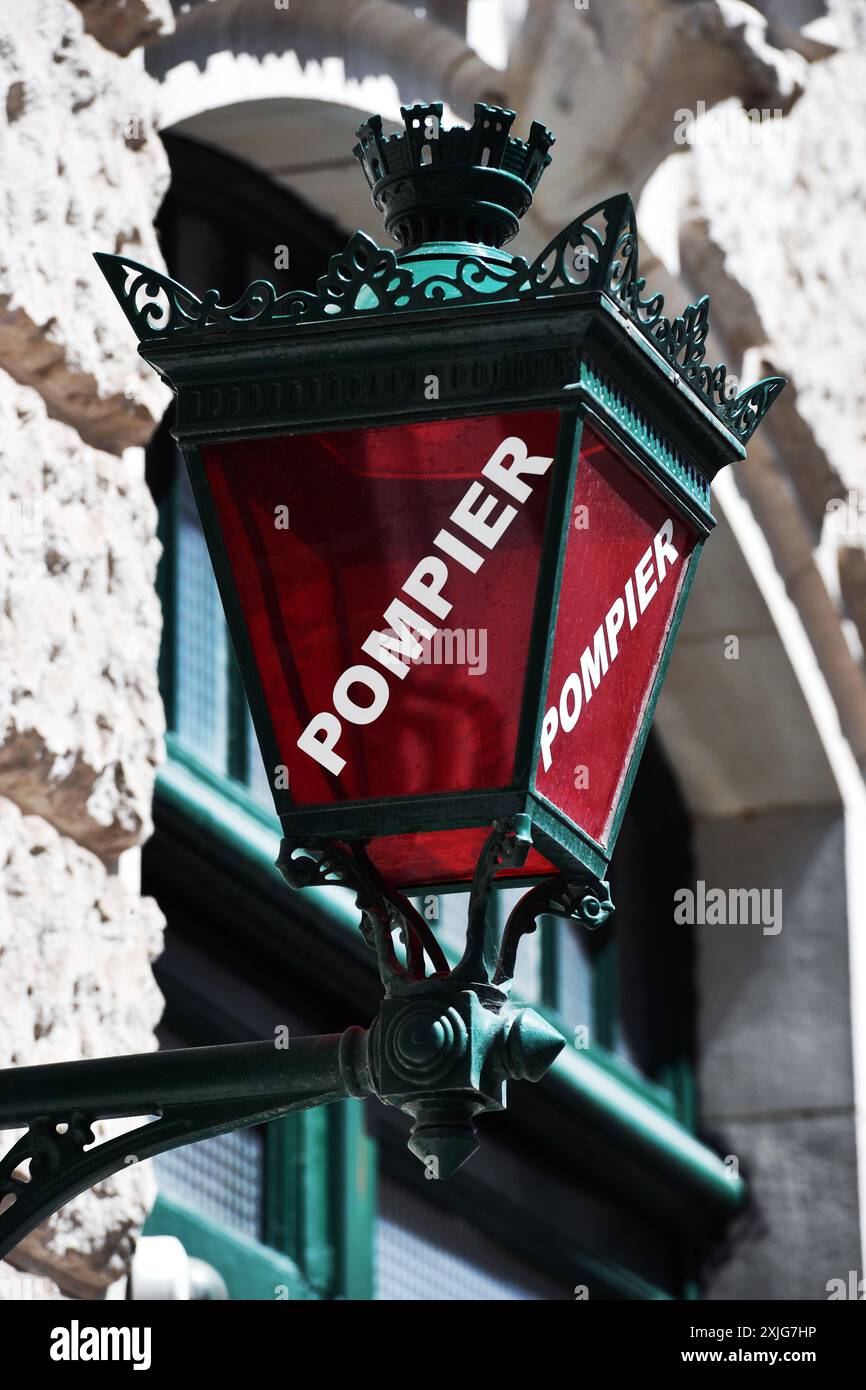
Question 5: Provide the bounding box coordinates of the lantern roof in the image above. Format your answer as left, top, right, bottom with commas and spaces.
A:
94, 102, 786, 458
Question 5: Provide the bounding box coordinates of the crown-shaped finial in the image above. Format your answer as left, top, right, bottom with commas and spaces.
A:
353, 102, 555, 251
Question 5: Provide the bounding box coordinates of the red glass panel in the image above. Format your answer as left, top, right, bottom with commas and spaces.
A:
534, 425, 696, 846
203, 410, 560, 815
365, 829, 555, 891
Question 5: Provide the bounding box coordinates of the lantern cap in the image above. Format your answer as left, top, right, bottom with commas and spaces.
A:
353, 102, 555, 250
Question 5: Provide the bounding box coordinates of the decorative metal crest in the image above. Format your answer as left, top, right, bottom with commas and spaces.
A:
95, 193, 785, 442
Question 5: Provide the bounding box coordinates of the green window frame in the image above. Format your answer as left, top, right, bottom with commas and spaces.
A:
144, 1103, 376, 1301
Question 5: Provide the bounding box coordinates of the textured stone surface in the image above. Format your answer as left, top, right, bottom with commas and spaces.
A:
683, 42, 866, 652
72, 0, 174, 56
0, 372, 164, 858
0, 797, 164, 1069
689, 49, 866, 485
0, 795, 164, 1295
0, 0, 171, 452
511, 0, 809, 242
10, 1158, 158, 1299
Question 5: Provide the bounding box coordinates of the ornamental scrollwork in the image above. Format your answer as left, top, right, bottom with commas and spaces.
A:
0, 1111, 96, 1209
537, 194, 787, 442
95, 192, 785, 443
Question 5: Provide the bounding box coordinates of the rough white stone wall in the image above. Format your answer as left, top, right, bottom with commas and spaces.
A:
0, 0, 171, 447
0, 377, 164, 855
0, 799, 165, 1297
510, 0, 809, 242
682, 32, 866, 652
0, 0, 171, 1298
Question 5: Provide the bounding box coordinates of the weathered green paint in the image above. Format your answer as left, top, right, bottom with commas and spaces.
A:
266, 1108, 335, 1292
546, 1045, 746, 1224
0, 1033, 361, 1261
154, 464, 179, 731
573, 362, 715, 529
330, 1100, 376, 1301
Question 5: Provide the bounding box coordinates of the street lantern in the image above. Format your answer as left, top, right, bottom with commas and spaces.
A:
0, 102, 782, 1259
94, 101, 783, 902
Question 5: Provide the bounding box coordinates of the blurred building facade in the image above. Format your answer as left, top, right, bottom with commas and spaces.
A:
1, 0, 865, 1300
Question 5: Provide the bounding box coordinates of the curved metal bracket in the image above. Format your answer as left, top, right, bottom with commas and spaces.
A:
0, 1031, 369, 1263
276, 837, 449, 989
452, 820, 532, 984
493, 872, 614, 988
278, 822, 613, 998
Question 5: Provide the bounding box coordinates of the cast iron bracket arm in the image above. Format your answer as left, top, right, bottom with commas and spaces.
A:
493, 873, 615, 989
0, 828, 613, 1261
451, 819, 532, 984
0, 1029, 371, 1263
277, 835, 407, 986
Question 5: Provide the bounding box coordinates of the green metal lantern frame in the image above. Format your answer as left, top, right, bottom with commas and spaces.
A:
94, 186, 782, 898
